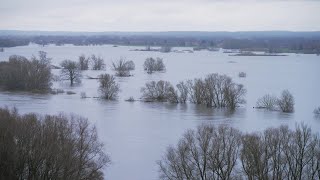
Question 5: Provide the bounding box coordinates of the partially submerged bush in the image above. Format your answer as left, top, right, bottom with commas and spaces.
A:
141, 80, 174, 102
78, 54, 89, 70
50, 88, 65, 94
314, 106, 320, 115
239, 72, 247, 78
125, 96, 135, 102
277, 90, 294, 113
0, 108, 110, 179
80, 92, 87, 98
143, 57, 166, 73
98, 74, 120, 100
91, 55, 106, 70
66, 91, 76, 95
256, 94, 278, 110
112, 58, 135, 77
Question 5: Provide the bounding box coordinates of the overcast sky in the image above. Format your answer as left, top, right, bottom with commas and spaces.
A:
1, 0, 319, 32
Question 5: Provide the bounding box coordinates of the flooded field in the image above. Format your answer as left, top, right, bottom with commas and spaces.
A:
0, 44, 319, 180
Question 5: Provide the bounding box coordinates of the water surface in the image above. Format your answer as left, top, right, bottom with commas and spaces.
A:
0, 44, 319, 180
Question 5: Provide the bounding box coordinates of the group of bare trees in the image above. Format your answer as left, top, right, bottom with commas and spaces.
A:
143, 57, 166, 73
0, 108, 110, 180
256, 89, 295, 112
141, 73, 246, 110
0, 51, 52, 91
77, 54, 106, 71
158, 123, 320, 180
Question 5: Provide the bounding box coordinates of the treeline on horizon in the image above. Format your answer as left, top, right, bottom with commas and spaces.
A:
1, 31, 320, 54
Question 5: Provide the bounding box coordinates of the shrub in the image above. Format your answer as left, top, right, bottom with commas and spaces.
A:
91, 55, 106, 70
141, 80, 174, 102
112, 58, 135, 77
50, 88, 65, 94
78, 54, 89, 70
239, 72, 247, 78
66, 91, 76, 95
256, 94, 278, 110
125, 96, 135, 102
80, 92, 87, 98
143, 57, 166, 74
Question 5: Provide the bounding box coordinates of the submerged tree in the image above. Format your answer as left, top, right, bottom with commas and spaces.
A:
143, 57, 166, 74
256, 94, 278, 110
112, 58, 135, 77
141, 80, 175, 102
78, 54, 90, 70
277, 90, 294, 113
60, 59, 81, 86
91, 55, 106, 70
98, 74, 120, 100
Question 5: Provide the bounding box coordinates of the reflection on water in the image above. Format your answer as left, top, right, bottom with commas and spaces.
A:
0, 45, 320, 180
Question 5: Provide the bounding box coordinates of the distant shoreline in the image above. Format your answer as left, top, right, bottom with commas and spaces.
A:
230, 53, 288, 57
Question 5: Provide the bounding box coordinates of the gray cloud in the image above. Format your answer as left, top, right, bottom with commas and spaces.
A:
0, 0, 319, 31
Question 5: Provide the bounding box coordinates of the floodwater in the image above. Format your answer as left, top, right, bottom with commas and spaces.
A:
0, 44, 319, 180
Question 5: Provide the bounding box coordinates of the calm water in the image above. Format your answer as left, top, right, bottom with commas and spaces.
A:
0, 44, 320, 180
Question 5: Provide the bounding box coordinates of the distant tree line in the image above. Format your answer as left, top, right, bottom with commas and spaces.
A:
158, 123, 320, 180
1, 35, 320, 54
0, 108, 110, 180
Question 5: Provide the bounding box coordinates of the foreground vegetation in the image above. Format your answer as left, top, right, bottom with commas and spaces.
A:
0, 108, 110, 180
158, 123, 320, 180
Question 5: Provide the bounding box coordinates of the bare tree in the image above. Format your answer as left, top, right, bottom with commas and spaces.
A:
176, 81, 189, 103
98, 74, 120, 100
282, 124, 319, 180
78, 54, 89, 70
277, 90, 294, 113
91, 55, 106, 70
112, 58, 135, 77
60, 60, 81, 86
256, 94, 278, 110
141, 80, 174, 102
143, 57, 166, 74
158, 124, 242, 180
